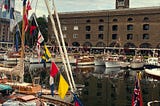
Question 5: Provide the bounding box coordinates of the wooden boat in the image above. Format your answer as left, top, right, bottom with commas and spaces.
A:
76, 55, 95, 66
144, 68, 160, 80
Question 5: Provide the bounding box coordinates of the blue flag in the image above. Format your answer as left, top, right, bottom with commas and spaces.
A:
23, 0, 27, 6
73, 93, 83, 106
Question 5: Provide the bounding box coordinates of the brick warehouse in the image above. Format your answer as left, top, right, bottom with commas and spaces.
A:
48, 0, 160, 49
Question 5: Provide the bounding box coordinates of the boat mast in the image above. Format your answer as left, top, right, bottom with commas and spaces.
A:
20, 0, 27, 82
44, 0, 75, 92
52, 0, 76, 91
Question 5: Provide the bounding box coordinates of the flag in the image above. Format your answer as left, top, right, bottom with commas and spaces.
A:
0, 0, 4, 9
73, 93, 83, 106
37, 31, 44, 44
15, 26, 19, 52
23, 11, 28, 32
50, 62, 59, 77
44, 44, 51, 60
49, 76, 54, 96
26, 0, 31, 14
30, 18, 37, 36
10, 0, 16, 32
58, 74, 69, 99
23, 0, 31, 32
36, 42, 41, 63
132, 74, 143, 106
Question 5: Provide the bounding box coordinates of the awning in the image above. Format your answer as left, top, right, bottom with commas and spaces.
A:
0, 84, 12, 91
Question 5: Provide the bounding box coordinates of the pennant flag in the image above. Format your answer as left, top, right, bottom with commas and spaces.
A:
50, 62, 59, 77
4, 0, 9, 12
132, 74, 143, 106
73, 93, 83, 106
49, 76, 54, 96
58, 74, 69, 99
30, 18, 37, 36
15, 26, 19, 52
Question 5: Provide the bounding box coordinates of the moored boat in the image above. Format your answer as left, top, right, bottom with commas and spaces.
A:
144, 68, 160, 80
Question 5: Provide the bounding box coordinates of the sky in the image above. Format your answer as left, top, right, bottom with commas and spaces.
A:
15, 0, 160, 18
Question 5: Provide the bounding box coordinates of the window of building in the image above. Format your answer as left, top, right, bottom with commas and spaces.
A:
86, 19, 91, 23
86, 34, 91, 39
97, 83, 102, 88
127, 34, 133, 40
99, 25, 104, 31
128, 18, 133, 22
112, 34, 117, 40
112, 25, 118, 31
86, 26, 91, 31
74, 26, 79, 30
127, 24, 133, 30
99, 19, 104, 22
62, 26, 67, 31
143, 17, 149, 21
113, 18, 118, 22
74, 19, 78, 24
96, 92, 102, 96
143, 34, 149, 39
73, 34, 78, 38
98, 34, 103, 39
63, 34, 67, 38
143, 24, 149, 30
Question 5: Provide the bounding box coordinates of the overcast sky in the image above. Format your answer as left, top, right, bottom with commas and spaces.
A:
15, 0, 160, 17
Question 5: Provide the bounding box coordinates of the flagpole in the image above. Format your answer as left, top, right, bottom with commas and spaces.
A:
44, 0, 74, 92
52, 0, 76, 91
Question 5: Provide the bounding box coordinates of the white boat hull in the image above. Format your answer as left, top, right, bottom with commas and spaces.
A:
94, 59, 105, 66
105, 61, 120, 68
129, 62, 144, 69
145, 68, 160, 80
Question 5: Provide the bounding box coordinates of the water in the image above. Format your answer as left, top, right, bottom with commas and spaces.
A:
72, 66, 160, 106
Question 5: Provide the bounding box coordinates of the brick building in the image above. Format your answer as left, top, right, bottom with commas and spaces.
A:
48, 0, 160, 49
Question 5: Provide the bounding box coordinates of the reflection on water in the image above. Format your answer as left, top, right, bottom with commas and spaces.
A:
72, 66, 160, 106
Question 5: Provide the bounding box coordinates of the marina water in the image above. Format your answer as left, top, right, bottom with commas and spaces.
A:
29, 63, 160, 106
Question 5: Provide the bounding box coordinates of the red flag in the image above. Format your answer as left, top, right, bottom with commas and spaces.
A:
132, 76, 143, 106
23, 13, 28, 32
30, 17, 37, 35
26, 0, 31, 14
50, 62, 58, 77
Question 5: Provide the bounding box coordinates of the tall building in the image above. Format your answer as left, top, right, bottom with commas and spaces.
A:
0, 0, 16, 48
48, 0, 160, 51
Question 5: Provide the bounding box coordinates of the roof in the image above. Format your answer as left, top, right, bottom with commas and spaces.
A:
0, 84, 12, 91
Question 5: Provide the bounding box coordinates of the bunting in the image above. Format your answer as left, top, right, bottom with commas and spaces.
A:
58, 74, 69, 99
42, 44, 51, 61
132, 73, 143, 106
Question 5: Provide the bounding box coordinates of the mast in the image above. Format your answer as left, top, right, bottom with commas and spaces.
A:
52, 0, 76, 91
44, 0, 75, 92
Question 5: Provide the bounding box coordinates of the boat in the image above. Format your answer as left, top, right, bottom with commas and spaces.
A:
104, 55, 121, 68
76, 55, 95, 66
144, 68, 160, 80
129, 55, 145, 69
145, 57, 160, 68
94, 54, 106, 66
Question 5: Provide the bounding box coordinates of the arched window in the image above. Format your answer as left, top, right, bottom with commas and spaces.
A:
128, 18, 133, 22
113, 18, 118, 22
99, 19, 104, 22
